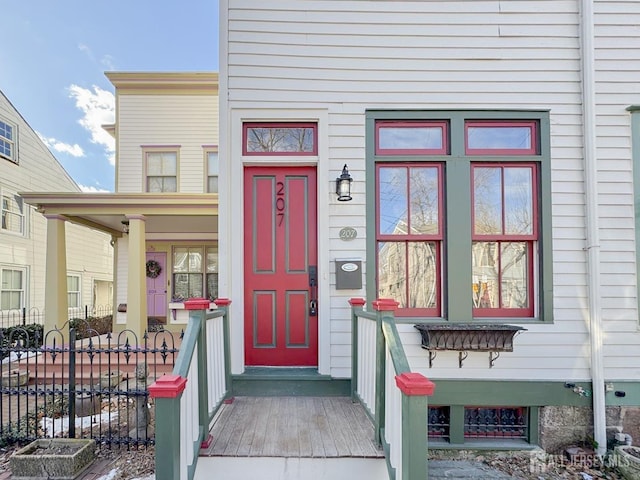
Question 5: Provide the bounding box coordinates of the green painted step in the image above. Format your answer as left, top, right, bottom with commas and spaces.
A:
231, 367, 350, 397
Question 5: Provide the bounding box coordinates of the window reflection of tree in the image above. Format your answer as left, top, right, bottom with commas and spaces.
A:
472, 166, 532, 310
378, 165, 440, 310
247, 127, 313, 152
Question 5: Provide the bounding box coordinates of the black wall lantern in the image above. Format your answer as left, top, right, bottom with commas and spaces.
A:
336, 164, 353, 201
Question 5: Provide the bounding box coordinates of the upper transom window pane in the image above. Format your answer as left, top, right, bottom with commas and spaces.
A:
376, 121, 448, 155
465, 121, 538, 155
243, 122, 317, 155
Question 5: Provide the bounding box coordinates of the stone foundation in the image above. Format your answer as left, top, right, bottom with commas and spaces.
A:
539, 406, 640, 453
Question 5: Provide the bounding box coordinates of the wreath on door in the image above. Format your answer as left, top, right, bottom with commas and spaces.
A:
146, 260, 162, 278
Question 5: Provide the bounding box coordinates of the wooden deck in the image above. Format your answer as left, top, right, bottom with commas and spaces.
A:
201, 396, 384, 458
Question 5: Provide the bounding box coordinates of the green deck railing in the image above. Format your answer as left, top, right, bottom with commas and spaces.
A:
351, 298, 435, 480
149, 298, 232, 480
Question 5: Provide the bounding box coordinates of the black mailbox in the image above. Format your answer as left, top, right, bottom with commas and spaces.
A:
335, 259, 362, 290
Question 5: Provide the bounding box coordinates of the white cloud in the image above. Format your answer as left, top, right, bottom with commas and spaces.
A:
37, 132, 85, 157
68, 84, 115, 163
79, 184, 111, 193
101, 54, 116, 71
78, 43, 94, 60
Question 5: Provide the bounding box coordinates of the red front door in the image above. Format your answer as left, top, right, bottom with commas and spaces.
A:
244, 167, 318, 366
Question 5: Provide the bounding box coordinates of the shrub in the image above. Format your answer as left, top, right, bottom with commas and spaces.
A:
69, 315, 113, 339
0, 324, 44, 359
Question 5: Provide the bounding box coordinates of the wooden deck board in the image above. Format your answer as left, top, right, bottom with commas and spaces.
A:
202, 396, 383, 458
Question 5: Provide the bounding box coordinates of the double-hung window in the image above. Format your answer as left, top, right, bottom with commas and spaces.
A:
67, 275, 81, 309
206, 149, 219, 193
1, 191, 25, 235
368, 111, 552, 322
1, 267, 25, 311
145, 149, 178, 192
172, 246, 219, 301
0, 119, 17, 164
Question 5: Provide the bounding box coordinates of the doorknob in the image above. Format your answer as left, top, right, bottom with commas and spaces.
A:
309, 266, 318, 316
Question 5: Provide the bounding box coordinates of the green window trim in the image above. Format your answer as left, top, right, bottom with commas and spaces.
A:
365, 110, 553, 324
627, 105, 640, 325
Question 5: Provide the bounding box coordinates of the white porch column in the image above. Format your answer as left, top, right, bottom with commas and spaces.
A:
126, 214, 147, 343
43, 214, 68, 339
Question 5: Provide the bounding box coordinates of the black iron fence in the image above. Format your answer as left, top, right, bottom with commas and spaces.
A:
0, 321, 180, 450
0, 305, 114, 329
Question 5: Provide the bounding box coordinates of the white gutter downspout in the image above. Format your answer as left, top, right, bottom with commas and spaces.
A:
581, 0, 607, 457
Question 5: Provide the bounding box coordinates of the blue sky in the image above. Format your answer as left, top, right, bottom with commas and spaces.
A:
2, 1, 219, 192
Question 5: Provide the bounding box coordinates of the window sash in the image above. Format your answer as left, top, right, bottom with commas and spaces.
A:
67, 275, 81, 308
1, 193, 25, 235
377, 164, 443, 239
0, 121, 15, 162
472, 241, 534, 317
243, 122, 317, 155
172, 246, 218, 300
377, 240, 440, 316
207, 151, 219, 193
465, 120, 538, 155
376, 121, 448, 155
146, 151, 177, 192
1, 268, 24, 310
472, 164, 536, 239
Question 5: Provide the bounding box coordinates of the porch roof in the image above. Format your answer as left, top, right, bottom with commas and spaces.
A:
20, 192, 218, 237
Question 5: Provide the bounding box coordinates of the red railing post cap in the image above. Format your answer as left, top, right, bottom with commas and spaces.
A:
373, 298, 399, 311
395, 372, 435, 396
148, 375, 188, 398
349, 298, 366, 307
184, 298, 211, 310
214, 298, 232, 307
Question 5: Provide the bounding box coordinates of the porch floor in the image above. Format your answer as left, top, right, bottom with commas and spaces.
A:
200, 396, 384, 458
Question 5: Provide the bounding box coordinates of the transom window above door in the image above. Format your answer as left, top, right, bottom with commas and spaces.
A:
243, 122, 317, 155
368, 111, 552, 323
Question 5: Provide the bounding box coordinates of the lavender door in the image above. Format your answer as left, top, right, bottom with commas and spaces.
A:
146, 252, 167, 319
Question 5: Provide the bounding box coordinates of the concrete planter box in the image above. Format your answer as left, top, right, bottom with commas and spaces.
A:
614, 445, 640, 480
1, 369, 29, 387
100, 370, 123, 389
10, 438, 96, 480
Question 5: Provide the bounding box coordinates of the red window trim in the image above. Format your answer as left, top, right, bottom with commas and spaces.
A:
465, 120, 538, 156
471, 163, 537, 317
471, 163, 538, 240
375, 120, 449, 155
375, 163, 443, 317
242, 122, 318, 156
376, 163, 444, 239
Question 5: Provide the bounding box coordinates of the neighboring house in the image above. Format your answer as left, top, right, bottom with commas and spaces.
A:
0, 90, 113, 327
22, 73, 219, 341
217, 0, 640, 454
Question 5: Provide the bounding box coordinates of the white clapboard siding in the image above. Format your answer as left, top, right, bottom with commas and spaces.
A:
226, 0, 640, 380
117, 95, 218, 193
593, 0, 640, 378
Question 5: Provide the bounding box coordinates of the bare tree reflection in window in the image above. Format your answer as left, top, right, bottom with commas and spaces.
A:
247, 127, 314, 152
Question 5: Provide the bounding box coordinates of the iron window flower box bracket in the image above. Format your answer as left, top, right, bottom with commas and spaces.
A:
414, 324, 526, 368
